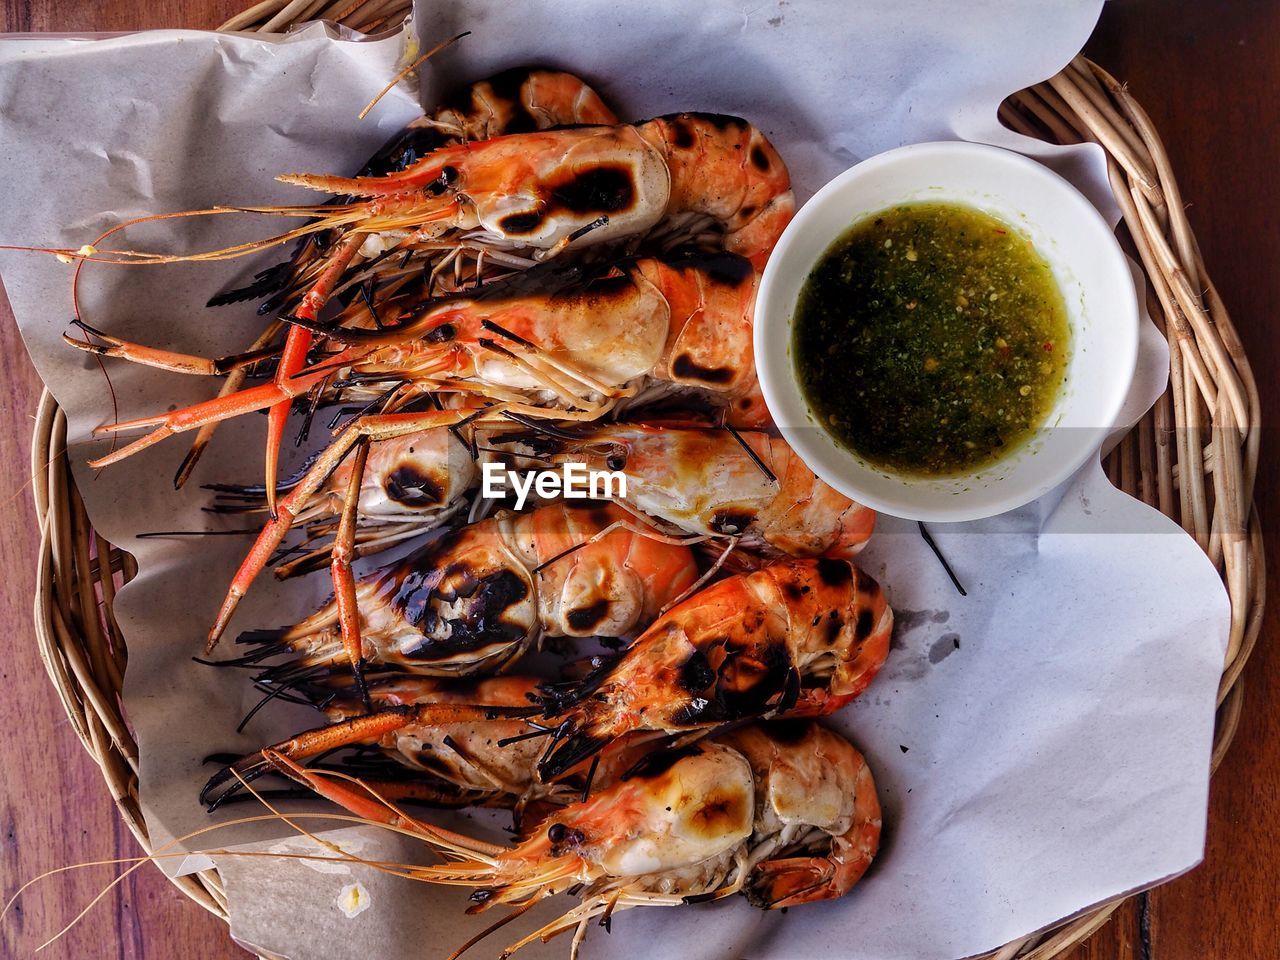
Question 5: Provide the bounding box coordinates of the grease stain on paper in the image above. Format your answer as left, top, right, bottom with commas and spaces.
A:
928, 633, 961, 663
892, 608, 951, 640
886, 609, 958, 681
338, 881, 373, 918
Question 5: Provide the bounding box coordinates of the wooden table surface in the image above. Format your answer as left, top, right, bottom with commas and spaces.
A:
1, 2, 1276, 957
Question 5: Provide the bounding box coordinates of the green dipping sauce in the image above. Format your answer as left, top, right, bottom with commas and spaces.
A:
793, 201, 1071, 476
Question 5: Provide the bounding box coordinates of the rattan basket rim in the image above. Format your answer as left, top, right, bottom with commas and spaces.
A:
24, 14, 1266, 959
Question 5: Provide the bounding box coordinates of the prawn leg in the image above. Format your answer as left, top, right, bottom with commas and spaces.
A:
88, 361, 349, 469
265, 232, 364, 515
207, 405, 500, 649
63, 319, 281, 378
175, 320, 285, 488
331, 438, 372, 707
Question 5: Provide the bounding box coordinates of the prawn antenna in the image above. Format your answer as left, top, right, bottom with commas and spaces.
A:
722, 420, 776, 484
918, 521, 967, 597
499, 410, 584, 442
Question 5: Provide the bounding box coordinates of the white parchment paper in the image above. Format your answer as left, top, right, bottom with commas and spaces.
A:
0, 2, 1230, 958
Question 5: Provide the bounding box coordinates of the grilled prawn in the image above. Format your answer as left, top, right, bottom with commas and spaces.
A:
310, 247, 769, 425
59, 67, 619, 503
210, 411, 873, 587
278, 112, 794, 268
485, 421, 875, 557
203, 674, 661, 818
230, 502, 698, 679
264, 720, 880, 958
99, 248, 775, 653
720, 721, 881, 908
215, 67, 620, 322
200, 676, 559, 812
533, 557, 892, 780
89, 248, 770, 472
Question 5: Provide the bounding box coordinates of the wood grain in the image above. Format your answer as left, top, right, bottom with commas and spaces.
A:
0, 6, 253, 958
0, 2, 1276, 958
1068, 3, 1280, 955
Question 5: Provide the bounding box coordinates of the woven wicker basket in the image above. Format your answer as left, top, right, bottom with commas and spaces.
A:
27, 3, 1265, 956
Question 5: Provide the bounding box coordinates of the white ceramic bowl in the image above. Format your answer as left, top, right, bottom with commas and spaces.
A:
755, 140, 1138, 523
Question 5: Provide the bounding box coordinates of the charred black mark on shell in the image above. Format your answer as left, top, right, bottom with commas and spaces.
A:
669, 117, 696, 149
670, 637, 795, 725
392, 561, 531, 659
855, 609, 876, 642
566, 599, 611, 632
673, 353, 736, 386
497, 165, 637, 236
385, 463, 444, 507
856, 567, 879, 596
497, 211, 544, 234
552, 166, 635, 214
824, 612, 844, 646
709, 508, 754, 535
817, 558, 853, 586
760, 718, 812, 744
580, 272, 636, 299
620, 744, 703, 782
660, 249, 755, 287
575, 504, 614, 527
679, 648, 717, 692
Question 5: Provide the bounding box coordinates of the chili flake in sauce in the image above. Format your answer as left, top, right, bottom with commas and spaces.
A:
793, 201, 1070, 475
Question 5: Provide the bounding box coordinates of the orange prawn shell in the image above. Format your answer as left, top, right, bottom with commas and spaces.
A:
638, 113, 795, 268
269, 502, 699, 676
325, 676, 547, 794
752, 436, 878, 558
526, 424, 875, 557
428, 67, 618, 140
540, 558, 892, 769
354, 264, 673, 390
638, 252, 758, 397
723, 721, 882, 908
479, 742, 755, 902
506, 502, 700, 638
